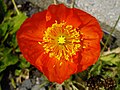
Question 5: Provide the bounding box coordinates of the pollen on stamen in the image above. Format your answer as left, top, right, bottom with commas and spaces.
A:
81, 38, 84, 41
83, 46, 86, 48
81, 32, 84, 35
38, 42, 42, 44
66, 25, 73, 29
60, 62, 63, 66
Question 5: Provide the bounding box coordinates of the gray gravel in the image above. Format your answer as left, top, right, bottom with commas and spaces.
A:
31, 85, 46, 90
29, 0, 53, 9
21, 79, 33, 89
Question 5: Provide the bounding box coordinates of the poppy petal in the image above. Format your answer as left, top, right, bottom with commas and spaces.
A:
17, 4, 103, 84
17, 10, 47, 64
74, 8, 103, 39
17, 10, 47, 41
77, 27, 101, 71
35, 55, 77, 83
46, 4, 82, 28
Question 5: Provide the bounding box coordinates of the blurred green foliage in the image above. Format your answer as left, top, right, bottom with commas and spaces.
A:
0, 0, 30, 88
0, 0, 31, 89
0, 9, 28, 73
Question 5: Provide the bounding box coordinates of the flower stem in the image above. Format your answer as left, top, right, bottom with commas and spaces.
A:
10, 78, 16, 88
70, 0, 75, 8
64, 81, 72, 90
53, 0, 57, 5
101, 15, 120, 55
71, 83, 79, 90
39, 81, 49, 88
11, 0, 20, 15
85, 87, 89, 90
72, 81, 85, 89
101, 41, 108, 49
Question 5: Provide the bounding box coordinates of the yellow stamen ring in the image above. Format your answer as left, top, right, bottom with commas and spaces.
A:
39, 21, 81, 61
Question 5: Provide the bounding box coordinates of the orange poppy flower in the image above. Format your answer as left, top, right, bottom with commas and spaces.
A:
17, 4, 103, 83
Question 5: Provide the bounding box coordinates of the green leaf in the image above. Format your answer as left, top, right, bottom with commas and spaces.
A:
15, 69, 22, 76
0, 12, 27, 47
100, 53, 120, 65
0, 54, 18, 72
0, 48, 18, 73
0, 22, 8, 36
7, 33, 18, 48
100, 54, 116, 61
10, 13, 27, 34
90, 61, 103, 76
116, 85, 120, 90
18, 57, 30, 69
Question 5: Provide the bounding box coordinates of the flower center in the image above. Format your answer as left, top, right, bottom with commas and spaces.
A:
58, 36, 66, 44
38, 21, 81, 61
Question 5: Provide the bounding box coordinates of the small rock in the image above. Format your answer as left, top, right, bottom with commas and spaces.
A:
19, 87, 27, 90
29, 0, 53, 9
31, 85, 46, 90
21, 79, 32, 89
